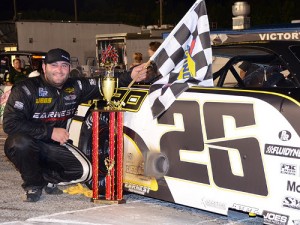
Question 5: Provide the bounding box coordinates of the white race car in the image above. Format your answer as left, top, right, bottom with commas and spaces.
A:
69, 40, 300, 225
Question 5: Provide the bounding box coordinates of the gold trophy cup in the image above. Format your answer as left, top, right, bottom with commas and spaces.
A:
99, 75, 118, 110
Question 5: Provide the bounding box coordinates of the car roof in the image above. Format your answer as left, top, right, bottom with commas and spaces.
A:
211, 26, 300, 44
212, 41, 300, 56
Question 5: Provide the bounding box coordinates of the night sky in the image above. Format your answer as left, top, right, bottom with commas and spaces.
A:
1, 0, 196, 25
1, 0, 194, 19
1, 0, 299, 28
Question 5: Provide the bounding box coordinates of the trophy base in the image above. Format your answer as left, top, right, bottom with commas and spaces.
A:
91, 198, 126, 204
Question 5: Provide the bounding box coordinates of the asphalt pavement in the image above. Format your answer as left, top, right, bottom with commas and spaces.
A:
0, 125, 264, 225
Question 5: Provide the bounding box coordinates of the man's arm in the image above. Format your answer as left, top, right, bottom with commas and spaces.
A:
118, 63, 149, 87
77, 64, 150, 104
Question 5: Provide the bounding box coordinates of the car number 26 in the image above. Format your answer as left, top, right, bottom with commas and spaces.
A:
156, 100, 268, 196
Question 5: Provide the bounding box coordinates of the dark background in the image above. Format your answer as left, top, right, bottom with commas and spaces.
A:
0, 0, 299, 29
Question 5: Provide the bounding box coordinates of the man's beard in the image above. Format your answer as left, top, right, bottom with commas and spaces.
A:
45, 73, 69, 88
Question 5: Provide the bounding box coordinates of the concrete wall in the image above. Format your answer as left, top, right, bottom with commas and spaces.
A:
16, 21, 141, 66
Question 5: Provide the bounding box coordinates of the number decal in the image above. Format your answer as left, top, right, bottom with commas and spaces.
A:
156, 100, 268, 196
158, 101, 210, 184
204, 102, 268, 196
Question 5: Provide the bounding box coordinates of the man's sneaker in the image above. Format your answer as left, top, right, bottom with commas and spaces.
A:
23, 188, 42, 202
44, 183, 63, 195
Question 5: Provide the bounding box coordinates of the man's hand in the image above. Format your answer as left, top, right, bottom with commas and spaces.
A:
51, 128, 70, 145
130, 63, 148, 82
144, 62, 160, 83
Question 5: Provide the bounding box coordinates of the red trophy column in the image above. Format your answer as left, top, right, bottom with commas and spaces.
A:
91, 109, 126, 204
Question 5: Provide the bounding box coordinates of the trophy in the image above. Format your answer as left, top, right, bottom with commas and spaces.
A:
92, 44, 126, 204
99, 72, 118, 110
97, 44, 124, 110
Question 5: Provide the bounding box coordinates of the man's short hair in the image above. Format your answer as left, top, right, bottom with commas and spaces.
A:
13, 58, 21, 63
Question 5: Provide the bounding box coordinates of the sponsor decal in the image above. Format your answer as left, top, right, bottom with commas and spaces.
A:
202, 198, 226, 211
231, 203, 259, 214
84, 113, 108, 130
64, 87, 75, 94
36, 98, 52, 104
259, 32, 300, 41
85, 115, 93, 129
287, 181, 300, 193
61, 54, 69, 61
14, 101, 24, 110
265, 144, 300, 159
38, 88, 48, 97
33, 108, 76, 120
64, 95, 77, 101
293, 220, 300, 225
279, 130, 292, 141
88, 78, 96, 86
280, 163, 297, 176
124, 183, 150, 195
263, 210, 289, 225
282, 196, 300, 210
125, 164, 143, 175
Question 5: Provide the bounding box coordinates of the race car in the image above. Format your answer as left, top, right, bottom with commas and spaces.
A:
69, 39, 300, 225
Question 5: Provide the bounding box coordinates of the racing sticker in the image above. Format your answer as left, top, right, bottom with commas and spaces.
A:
231, 203, 259, 214
293, 220, 300, 225
124, 183, 151, 195
36, 98, 52, 104
201, 198, 227, 212
280, 164, 297, 176
263, 210, 289, 225
279, 130, 292, 141
282, 196, 300, 211
265, 144, 300, 159
286, 180, 300, 194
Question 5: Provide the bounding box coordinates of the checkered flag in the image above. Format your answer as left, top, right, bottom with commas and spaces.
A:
149, 0, 213, 119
